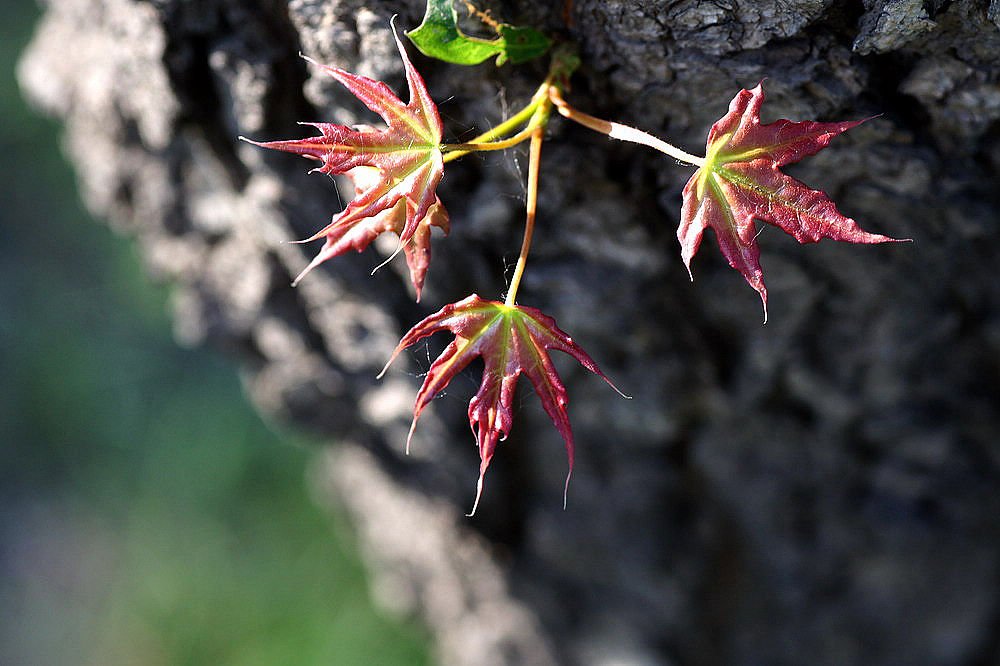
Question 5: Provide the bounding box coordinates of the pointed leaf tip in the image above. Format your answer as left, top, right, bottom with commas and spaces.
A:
562, 467, 572, 510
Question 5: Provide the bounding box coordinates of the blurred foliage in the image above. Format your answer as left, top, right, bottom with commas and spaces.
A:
0, 4, 428, 664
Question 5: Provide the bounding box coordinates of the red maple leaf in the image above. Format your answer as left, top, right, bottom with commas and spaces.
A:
241, 26, 444, 285
679, 83, 904, 319
292, 166, 449, 301
380, 294, 624, 514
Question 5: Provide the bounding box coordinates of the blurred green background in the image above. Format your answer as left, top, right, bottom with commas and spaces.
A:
0, 5, 428, 664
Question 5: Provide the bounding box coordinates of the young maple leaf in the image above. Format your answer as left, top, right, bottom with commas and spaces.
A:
292, 166, 449, 302
379, 294, 624, 515
241, 26, 444, 283
679, 83, 903, 319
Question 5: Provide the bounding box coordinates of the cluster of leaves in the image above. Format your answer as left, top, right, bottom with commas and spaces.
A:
242, 3, 902, 514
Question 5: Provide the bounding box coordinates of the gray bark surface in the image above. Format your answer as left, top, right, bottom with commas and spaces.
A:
19, 1, 1000, 663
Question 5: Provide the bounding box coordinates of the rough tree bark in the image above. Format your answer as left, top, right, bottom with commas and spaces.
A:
19, 1, 1000, 664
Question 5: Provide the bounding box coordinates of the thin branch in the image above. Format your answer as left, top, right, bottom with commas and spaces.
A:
504, 126, 544, 307
548, 87, 705, 167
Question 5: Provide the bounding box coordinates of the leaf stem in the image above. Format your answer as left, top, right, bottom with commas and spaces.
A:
548, 87, 706, 167
504, 126, 544, 307
442, 80, 551, 162
441, 119, 540, 153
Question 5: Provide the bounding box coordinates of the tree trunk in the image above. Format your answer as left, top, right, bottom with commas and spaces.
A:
19, 1, 1000, 663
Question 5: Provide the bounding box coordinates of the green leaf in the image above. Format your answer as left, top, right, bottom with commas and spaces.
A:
406, 0, 551, 66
